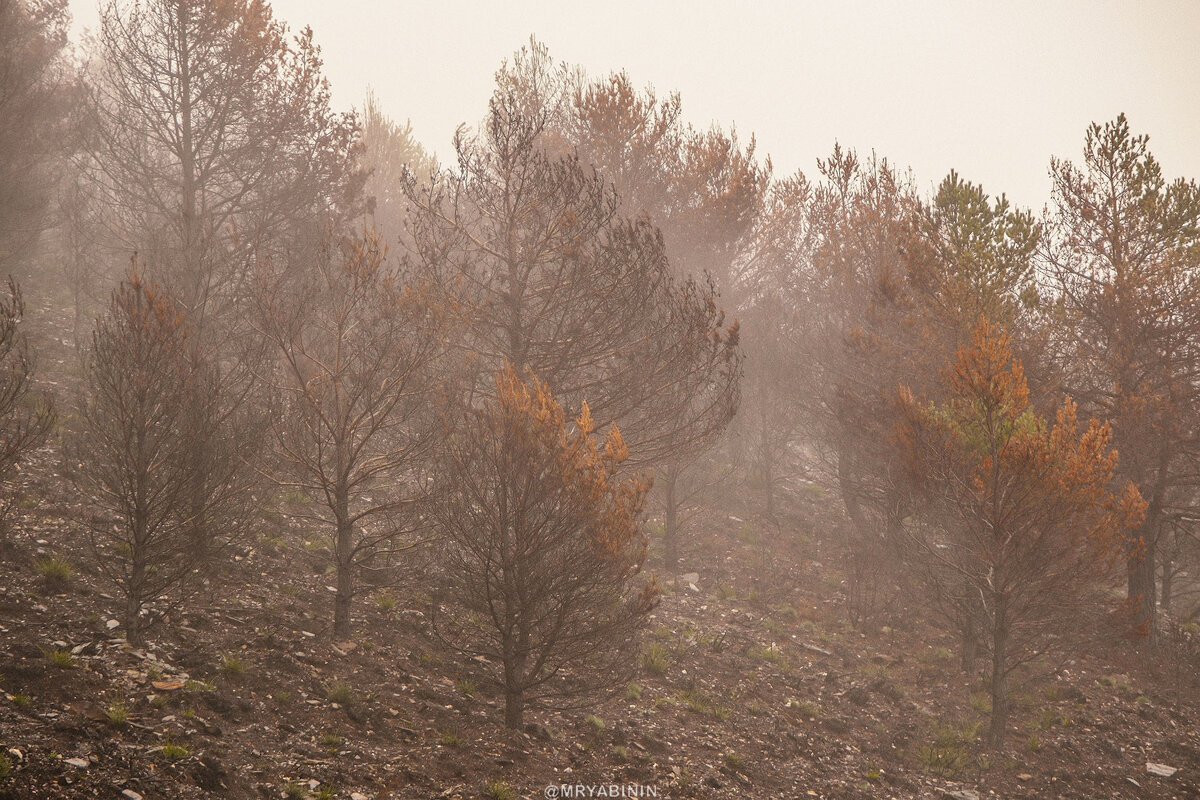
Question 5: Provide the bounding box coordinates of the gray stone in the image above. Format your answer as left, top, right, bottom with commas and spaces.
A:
1146, 762, 1178, 777
940, 791, 980, 800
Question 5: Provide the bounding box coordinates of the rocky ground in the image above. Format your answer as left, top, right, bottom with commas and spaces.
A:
0, 289, 1197, 799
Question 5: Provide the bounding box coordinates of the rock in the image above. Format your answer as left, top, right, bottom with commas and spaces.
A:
940, 791, 979, 800
121, 791, 144, 800
351, 794, 368, 800
63, 757, 89, 768
1146, 762, 1178, 777
106, 619, 120, 630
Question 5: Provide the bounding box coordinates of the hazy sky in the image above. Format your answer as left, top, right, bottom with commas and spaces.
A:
68, 1, 1200, 212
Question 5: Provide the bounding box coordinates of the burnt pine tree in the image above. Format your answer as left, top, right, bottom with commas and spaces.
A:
403, 90, 740, 469
0, 278, 54, 548
74, 272, 257, 644
431, 366, 656, 728
498, 46, 761, 567
256, 228, 446, 637
1045, 114, 1200, 640
85, 0, 363, 316
897, 319, 1144, 746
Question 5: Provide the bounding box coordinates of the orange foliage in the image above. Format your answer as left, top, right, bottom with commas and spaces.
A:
900, 317, 1145, 564
489, 365, 650, 563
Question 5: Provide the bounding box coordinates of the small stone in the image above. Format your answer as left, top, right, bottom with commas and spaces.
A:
1017, 773, 1033, 780
64, 757, 89, 768
940, 791, 979, 800
350, 794, 368, 800
121, 790, 144, 800
106, 619, 120, 630
1146, 762, 1178, 777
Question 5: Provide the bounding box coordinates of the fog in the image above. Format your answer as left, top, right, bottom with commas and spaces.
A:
66, 0, 1200, 209
3, 1, 1200, 797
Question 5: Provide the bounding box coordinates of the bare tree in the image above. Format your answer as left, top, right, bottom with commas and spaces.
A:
0, 278, 54, 549
0, 0, 73, 276
84, 0, 362, 320
73, 271, 257, 644
431, 366, 656, 728
255, 229, 446, 637
403, 91, 740, 472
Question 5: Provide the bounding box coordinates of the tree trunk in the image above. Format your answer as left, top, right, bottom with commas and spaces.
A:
988, 601, 1009, 748
837, 449, 872, 545
503, 683, 524, 729
663, 467, 679, 577
1127, 520, 1157, 641
334, 511, 354, 638
960, 613, 978, 674
763, 452, 775, 521
125, 555, 144, 646
175, 1, 204, 315
503, 632, 527, 729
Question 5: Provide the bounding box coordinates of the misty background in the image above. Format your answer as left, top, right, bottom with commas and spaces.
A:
64, 0, 1200, 213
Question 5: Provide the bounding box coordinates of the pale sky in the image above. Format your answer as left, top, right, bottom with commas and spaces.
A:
69, 1, 1200, 212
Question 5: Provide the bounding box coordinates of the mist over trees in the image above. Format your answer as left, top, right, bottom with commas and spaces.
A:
1, 2, 1199, 772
